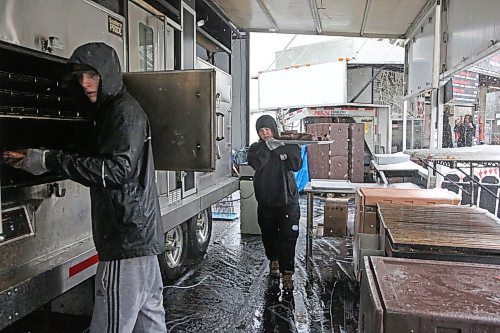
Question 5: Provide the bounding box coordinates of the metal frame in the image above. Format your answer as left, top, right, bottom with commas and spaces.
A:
256, 0, 279, 32
408, 147, 500, 207
308, 0, 322, 34
181, 1, 196, 70
303, 181, 387, 273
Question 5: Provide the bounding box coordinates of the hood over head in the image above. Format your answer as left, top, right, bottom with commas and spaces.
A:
255, 115, 279, 138
67, 42, 123, 104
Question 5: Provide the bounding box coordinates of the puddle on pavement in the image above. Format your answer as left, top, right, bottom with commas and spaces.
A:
164, 195, 360, 333
3, 195, 359, 333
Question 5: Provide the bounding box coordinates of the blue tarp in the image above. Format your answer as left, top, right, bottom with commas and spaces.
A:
294, 145, 309, 192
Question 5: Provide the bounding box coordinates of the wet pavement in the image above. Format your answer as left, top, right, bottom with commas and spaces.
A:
2, 195, 360, 333
164, 195, 360, 333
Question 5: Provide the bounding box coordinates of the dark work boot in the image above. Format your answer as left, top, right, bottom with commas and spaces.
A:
269, 260, 280, 278
282, 271, 294, 291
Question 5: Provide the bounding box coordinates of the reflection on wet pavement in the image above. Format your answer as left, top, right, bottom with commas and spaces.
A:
164, 195, 359, 333
1, 195, 358, 333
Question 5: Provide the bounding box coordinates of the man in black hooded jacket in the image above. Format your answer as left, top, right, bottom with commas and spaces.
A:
4, 43, 167, 332
248, 115, 302, 291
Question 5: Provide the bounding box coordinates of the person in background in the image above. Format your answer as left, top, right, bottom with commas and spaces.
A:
453, 118, 462, 144
442, 109, 454, 148
455, 114, 476, 147
247, 115, 302, 291
3, 43, 167, 333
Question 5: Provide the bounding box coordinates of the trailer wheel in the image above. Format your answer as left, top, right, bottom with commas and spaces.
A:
159, 222, 188, 283
189, 208, 212, 258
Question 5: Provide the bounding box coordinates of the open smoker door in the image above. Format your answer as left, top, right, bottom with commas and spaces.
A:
123, 69, 216, 171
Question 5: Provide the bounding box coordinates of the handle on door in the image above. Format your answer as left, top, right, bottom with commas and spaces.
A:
216, 112, 225, 141
215, 93, 221, 108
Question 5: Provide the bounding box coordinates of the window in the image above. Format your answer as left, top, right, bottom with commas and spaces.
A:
139, 23, 154, 71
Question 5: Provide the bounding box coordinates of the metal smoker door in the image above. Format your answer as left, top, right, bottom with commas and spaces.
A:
123, 69, 216, 171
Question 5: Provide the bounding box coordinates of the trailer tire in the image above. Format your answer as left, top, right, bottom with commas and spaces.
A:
159, 222, 189, 284
188, 208, 212, 258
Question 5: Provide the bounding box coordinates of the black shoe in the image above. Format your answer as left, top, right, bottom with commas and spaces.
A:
269, 260, 280, 278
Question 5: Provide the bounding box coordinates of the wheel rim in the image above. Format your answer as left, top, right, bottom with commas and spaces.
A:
165, 225, 184, 268
195, 210, 209, 245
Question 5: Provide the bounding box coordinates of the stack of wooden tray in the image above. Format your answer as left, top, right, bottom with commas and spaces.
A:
378, 204, 500, 265
353, 188, 461, 279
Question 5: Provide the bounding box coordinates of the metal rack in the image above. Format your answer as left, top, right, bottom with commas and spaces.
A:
212, 194, 238, 220
405, 146, 500, 208
0, 70, 87, 121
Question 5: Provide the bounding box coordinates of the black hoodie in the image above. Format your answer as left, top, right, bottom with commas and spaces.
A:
248, 115, 302, 207
45, 43, 165, 260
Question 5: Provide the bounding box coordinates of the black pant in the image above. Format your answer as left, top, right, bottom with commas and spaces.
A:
257, 202, 300, 273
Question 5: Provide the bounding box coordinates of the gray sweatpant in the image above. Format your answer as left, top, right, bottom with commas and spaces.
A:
90, 255, 168, 333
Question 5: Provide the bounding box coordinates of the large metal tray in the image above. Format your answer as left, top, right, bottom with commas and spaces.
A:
359, 256, 500, 333
378, 204, 500, 264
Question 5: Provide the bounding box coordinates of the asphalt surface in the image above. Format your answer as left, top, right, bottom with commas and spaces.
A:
3, 195, 360, 333
163, 195, 359, 333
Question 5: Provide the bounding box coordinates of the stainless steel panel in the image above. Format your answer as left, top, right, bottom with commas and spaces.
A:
353, 234, 383, 281
0, 0, 124, 64
212, 0, 428, 37
240, 180, 260, 235
230, 37, 249, 150
156, 171, 168, 195
364, 0, 429, 37
406, 9, 435, 95
369, 256, 500, 332
0, 181, 92, 273
123, 69, 216, 171
128, 1, 165, 72
196, 59, 233, 190
165, 25, 175, 71
128, 2, 170, 194
445, 0, 500, 74
182, 6, 195, 69
0, 241, 96, 330
158, 177, 238, 231
197, 58, 231, 102
182, 171, 197, 198
210, 0, 274, 32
